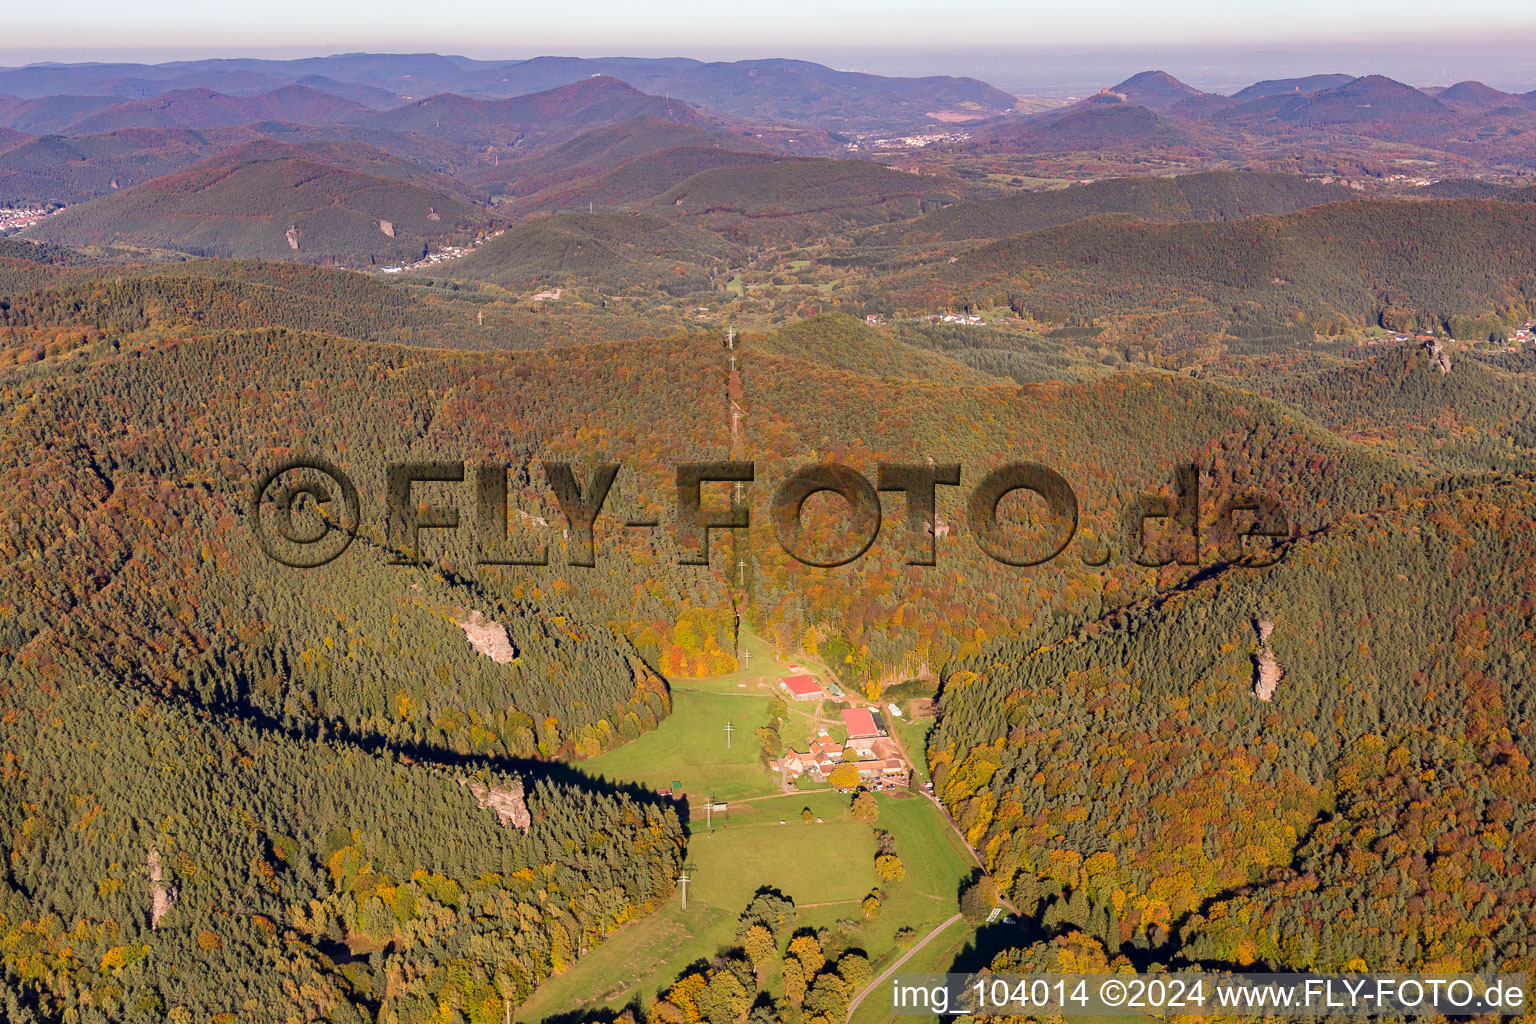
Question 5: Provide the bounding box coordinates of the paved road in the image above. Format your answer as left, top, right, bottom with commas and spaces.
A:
847, 912, 964, 1018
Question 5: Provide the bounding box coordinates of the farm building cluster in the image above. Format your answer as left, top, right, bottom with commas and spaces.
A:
769, 704, 910, 790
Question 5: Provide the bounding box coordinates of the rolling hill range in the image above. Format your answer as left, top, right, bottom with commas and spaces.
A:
878, 197, 1536, 349
0, 127, 228, 203
927, 70, 1536, 180
457, 55, 1019, 129
355, 75, 701, 149
0, 129, 493, 206
0, 93, 118, 133
44, 84, 374, 134
23, 141, 491, 265
0, 53, 1019, 132
876, 169, 1357, 242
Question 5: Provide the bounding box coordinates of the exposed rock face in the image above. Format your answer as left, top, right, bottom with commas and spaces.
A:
378, 219, 395, 238
285, 225, 300, 250
148, 846, 177, 930
1252, 617, 1283, 701
461, 776, 531, 831
456, 609, 516, 663
1254, 648, 1283, 701
426, 207, 441, 222
1424, 337, 1452, 374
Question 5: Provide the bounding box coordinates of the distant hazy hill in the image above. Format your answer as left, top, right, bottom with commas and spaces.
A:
885, 170, 1355, 242
0, 54, 1018, 132
25, 140, 489, 265
55, 85, 373, 134
1230, 74, 1357, 100
0, 129, 481, 206
0, 94, 117, 134
1433, 80, 1532, 110
359, 76, 699, 148
457, 55, 1019, 130
969, 97, 1192, 154
1275, 75, 1450, 127
1105, 70, 1209, 110
0, 127, 222, 204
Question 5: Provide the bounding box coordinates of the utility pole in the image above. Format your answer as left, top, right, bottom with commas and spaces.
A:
677, 869, 690, 911
737, 558, 747, 585
741, 649, 751, 670
727, 327, 736, 349
724, 721, 734, 747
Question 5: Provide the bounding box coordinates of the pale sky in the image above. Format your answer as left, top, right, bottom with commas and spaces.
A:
7, 0, 1536, 63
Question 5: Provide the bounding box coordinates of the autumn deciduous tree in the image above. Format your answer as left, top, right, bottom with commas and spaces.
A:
827, 763, 860, 790
850, 792, 879, 823
960, 876, 999, 922
742, 924, 776, 977
787, 933, 825, 976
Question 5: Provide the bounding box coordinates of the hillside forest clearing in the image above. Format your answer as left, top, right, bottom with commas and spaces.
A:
522, 635, 975, 1020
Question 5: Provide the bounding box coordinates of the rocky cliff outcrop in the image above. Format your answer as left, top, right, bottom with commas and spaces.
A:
1424, 337, 1452, 374
456, 609, 517, 663
461, 776, 531, 831
1252, 618, 1283, 701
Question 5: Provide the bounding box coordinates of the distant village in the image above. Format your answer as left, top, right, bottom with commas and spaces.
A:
0, 206, 61, 232
847, 130, 974, 152
1365, 320, 1534, 352
864, 312, 987, 327
380, 227, 506, 274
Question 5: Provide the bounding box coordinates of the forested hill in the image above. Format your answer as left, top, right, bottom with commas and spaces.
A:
1251, 343, 1536, 473
879, 197, 1536, 348
24, 144, 492, 267
931, 476, 1536, 977
0, 321, 727, 1018
879, 170, 1357, 243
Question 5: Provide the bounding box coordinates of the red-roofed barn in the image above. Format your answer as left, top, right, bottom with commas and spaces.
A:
779, 674, 822, 701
